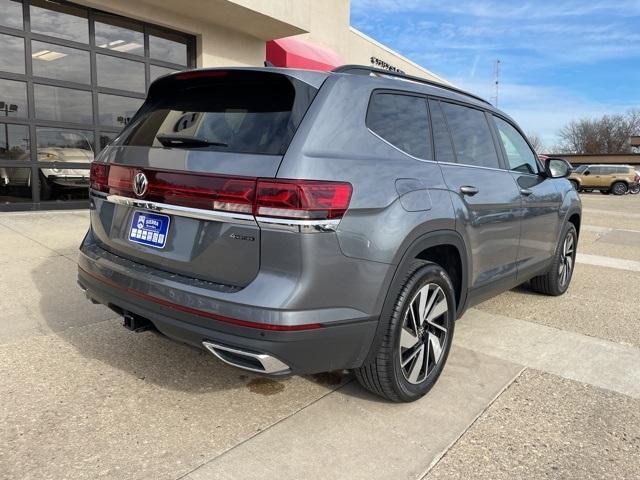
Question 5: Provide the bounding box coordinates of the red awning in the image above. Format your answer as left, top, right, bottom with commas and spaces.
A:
266, 37, 345, 71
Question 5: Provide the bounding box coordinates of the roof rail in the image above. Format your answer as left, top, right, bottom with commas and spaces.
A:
332, 64, 491, 106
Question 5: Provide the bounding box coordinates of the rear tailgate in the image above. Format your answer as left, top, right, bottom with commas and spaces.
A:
89, 69, 323, 287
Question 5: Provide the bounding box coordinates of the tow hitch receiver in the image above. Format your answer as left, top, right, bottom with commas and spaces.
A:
122, 312, 154, 332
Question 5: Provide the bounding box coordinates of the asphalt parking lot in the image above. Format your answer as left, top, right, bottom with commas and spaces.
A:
1, 193, 639, 480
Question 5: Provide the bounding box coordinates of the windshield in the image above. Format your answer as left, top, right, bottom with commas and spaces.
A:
117, 72, 318, 155
574, 165, 587, 173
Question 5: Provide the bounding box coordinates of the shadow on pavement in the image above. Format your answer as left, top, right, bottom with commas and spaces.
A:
31, 255, 349, 395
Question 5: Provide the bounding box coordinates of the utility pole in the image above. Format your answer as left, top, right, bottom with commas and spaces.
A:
492, 59, 501, 107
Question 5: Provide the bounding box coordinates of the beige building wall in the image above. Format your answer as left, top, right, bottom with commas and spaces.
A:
76, 0, 444, 82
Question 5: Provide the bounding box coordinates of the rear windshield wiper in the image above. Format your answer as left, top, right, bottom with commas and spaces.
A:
156, 133, 228, 148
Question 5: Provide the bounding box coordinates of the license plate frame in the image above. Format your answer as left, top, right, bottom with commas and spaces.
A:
128, 210, 170, 249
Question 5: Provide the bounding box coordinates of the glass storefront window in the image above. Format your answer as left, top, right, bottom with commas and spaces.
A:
0, 33, 25, 74
38, 167, 89, 201
30, 0, 89, 44
36, 127, 94, 162
0, 167, 32, 203
96, 54, 145, 93
0, 0, 23, 30
149, 30, 188, 65
34, 84, 92, 124
0, 2, 194, 209
149, 65, 180, 84
0, 79, 28, 120
94, 14, 144, 56
31, 40, 90, 84
98, 93, 143, 127
0, 123, 29, 161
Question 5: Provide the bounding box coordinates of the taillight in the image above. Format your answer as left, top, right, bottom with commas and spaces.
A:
255, 180, 352, 219
89, 162, 110, 192
90, 164, 352, 221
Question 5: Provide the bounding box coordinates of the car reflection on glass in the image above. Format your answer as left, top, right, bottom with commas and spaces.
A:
1, 129, 94, 200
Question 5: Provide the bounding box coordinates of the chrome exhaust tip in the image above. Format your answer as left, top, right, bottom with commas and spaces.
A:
202, 341, 290, 375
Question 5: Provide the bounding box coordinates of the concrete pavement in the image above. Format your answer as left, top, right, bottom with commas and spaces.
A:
1, 192, 639, 479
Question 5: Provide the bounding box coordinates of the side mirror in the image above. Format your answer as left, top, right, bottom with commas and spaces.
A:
545, 158, 572, 178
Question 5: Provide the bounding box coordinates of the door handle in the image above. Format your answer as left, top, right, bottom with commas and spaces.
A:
520, 188, 533, 196
460, 185, 479, 196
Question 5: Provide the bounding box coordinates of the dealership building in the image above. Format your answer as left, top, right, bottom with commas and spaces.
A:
0, 0, 444, 211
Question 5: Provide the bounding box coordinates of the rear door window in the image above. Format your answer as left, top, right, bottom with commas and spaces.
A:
493, 116, 540, 174
366, 92, 431, 159
428, 99, 456, 163
117, 71, 317, 155
440, 102, 500, 169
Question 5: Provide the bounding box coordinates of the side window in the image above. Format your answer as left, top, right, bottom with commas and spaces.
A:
367, 92, 431, 159
428, 99, 456, 163
493, 116, 540, 174
589, 167, 601, 175
440, 102, 500, 169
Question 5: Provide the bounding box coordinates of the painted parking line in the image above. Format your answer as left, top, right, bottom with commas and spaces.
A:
455, 309, 640, 399
576, 253, 640, 272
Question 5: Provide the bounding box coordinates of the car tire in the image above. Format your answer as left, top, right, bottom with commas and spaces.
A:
530, 223, 577, 296
611, 181, 627, 195
569, 180, 579, 191
39, 171, 53, 201
355, 262, 456, 402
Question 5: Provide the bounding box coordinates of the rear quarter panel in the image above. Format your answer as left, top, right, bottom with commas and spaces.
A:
278, 75, 456, 266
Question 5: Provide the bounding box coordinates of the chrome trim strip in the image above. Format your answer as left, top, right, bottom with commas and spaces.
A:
95, 191, 256, 226
202, 341, 290, 375
255, 216, 340, 233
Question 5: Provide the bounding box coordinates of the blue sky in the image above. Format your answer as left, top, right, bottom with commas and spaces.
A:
350, 0, 640, 150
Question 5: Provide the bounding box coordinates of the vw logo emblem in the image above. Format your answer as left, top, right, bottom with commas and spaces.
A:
133, 172, 148, 197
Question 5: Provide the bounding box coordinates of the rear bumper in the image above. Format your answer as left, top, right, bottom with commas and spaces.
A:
77, 245, 379, 375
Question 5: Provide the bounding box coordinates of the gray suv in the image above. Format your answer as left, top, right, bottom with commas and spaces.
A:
78, 66, 581, 402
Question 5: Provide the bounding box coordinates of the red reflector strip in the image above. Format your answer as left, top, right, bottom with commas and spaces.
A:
79, 266, 322, 331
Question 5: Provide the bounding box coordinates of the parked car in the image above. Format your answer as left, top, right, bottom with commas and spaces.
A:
569, 164, 637, 195
0, 129, 93, 200
78, 66, 581, 402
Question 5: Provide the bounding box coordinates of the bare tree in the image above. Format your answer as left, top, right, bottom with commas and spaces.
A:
526, 132, 544, 153
554, 109, 640, 154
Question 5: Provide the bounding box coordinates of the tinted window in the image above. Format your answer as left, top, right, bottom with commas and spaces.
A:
0, 78, 28, 119
30, 0, 88, 44
32, 40, 90, 84
34, 85, 93, 124
119, 74, 315, 155
441, 102, 500, 168
98, 93, 144, 127
367, 93, 431, 159
96, 54, 145, 92
428, 99, 455, 163
0, 123, 30, 161
0, 33, 24, 74
493, 116, 539, 174
94, 14, 144, 56
0, 0, 22, 29
149, 30, 188, 65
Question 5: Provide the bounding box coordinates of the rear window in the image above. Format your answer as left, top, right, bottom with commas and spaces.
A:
116, 71, 318, 155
